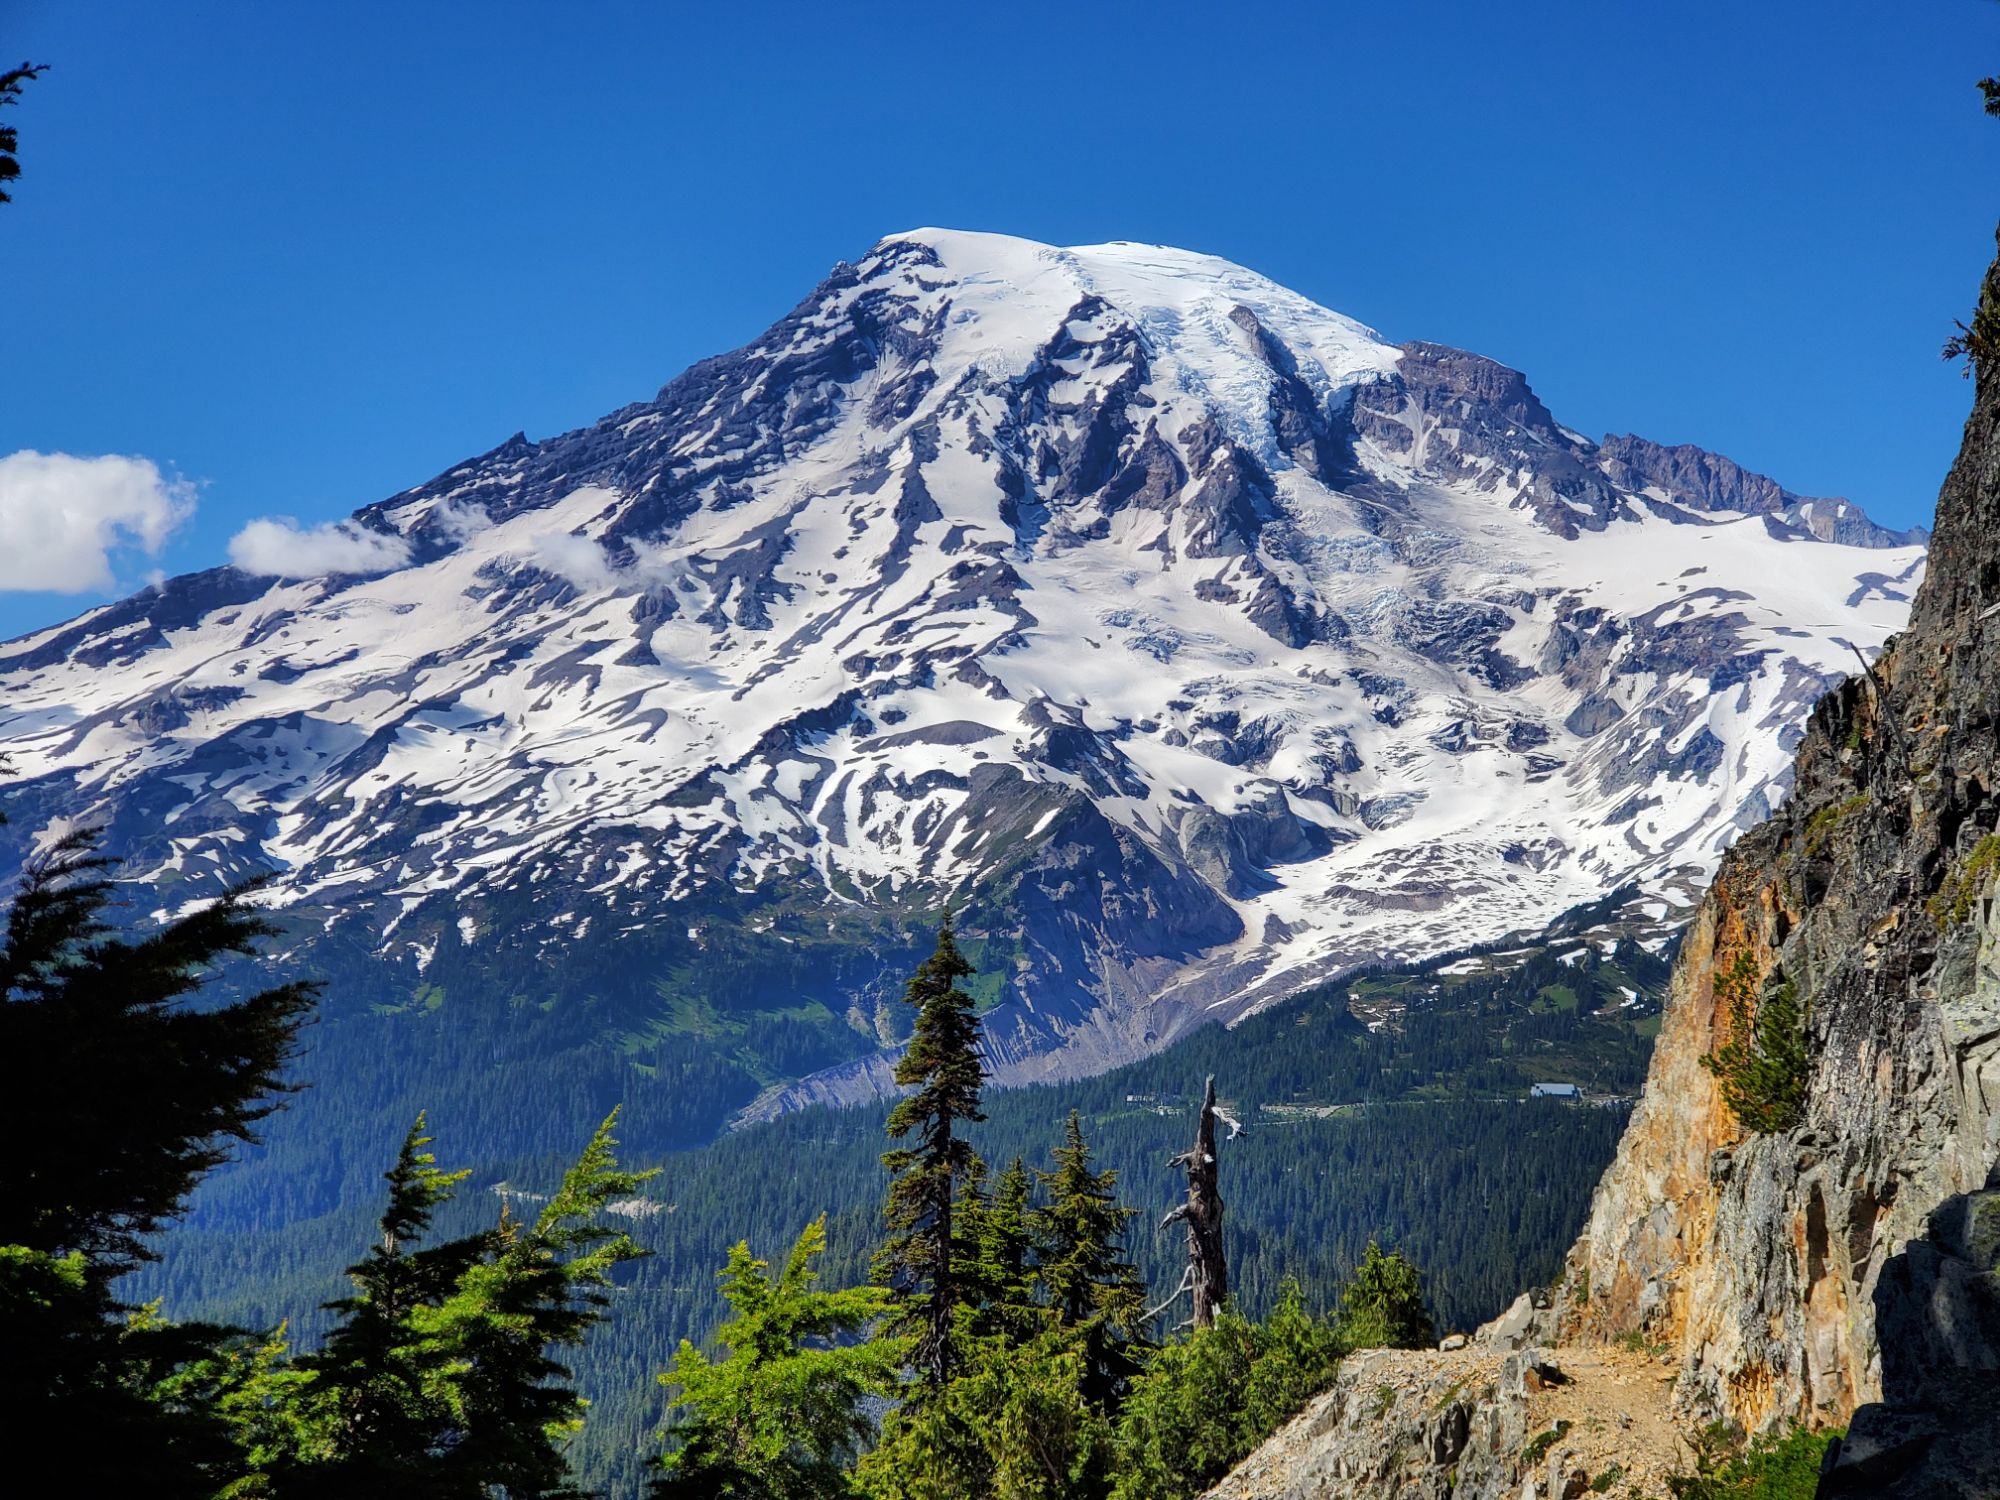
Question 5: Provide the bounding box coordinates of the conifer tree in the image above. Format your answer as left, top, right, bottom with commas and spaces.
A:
0, 61, 46, 205
875, 913, 986, 1388
656, 1215, 901, 1499
1033, 1112, 1148, 1416
1110, 1281, 1344, 1500
958, 1156, 1038, 1348
423, 1109, 655, 1497
271, 1111, 653, 1499
279, 1115, 493, 1497
1338, 1240, 1434, 1350
0, 831, 314, 1497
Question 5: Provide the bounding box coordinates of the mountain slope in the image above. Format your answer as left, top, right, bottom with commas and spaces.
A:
0, 229, 1923, 1117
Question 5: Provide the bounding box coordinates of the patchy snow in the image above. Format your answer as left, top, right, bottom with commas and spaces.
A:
0, 227, 1924, 1070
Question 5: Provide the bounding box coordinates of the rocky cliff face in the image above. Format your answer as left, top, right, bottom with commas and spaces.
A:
1209, 240, 2000, 1499
1562, 241, 2000, 1493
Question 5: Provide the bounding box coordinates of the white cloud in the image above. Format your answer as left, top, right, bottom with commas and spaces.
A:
530, 529, 683, 595
433, 498, 491, 541
531, 530, 622, 591
229, 517, 413, 578
0, 450, 195, 592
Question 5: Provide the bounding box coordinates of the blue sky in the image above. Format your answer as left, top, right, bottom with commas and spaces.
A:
1, 0, 1996, 640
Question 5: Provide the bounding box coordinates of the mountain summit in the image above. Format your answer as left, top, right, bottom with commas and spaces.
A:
0, 230, 1924, 1120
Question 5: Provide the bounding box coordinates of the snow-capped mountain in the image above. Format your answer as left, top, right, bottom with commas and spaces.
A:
0, 229, 1924, 1115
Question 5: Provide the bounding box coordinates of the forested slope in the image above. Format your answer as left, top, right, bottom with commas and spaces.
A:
138, 919, 1666, 1494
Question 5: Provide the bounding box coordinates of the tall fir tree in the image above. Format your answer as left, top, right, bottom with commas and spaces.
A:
419, 1109, 655, 1497
278, 1114, 493, 1498
874, 912, 987, 1388
1033, 1111, 1149, 1417
0, 830, 314, 1497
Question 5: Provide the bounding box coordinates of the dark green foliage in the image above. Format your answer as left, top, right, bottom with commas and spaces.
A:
955, 1157, 1040, 1347
282, 1114, 491, 1495
0, 831, 314, 1496
1033, 1112, 1149, 1414
0, 62, 46, 204
1337, 1241, 1434, 1351
1701, 960, 1808, 1135
1110, 1285, 1346, 1500
656, 1216, 901, 1500
268, 1112, 653, 1498
860, 1326, 1116, 1500
0, 832, 316, 1264
1664, 1423, 1842, 1500
145, 928, 1657, 1494
876, 914, 987, 1388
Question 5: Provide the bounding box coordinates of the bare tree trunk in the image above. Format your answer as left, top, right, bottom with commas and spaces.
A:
1162, 1075, 1229, 1329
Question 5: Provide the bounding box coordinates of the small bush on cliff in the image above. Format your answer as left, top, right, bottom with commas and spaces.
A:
1664, 1422, 1841, 1499
1701, 957, 1808, 1135
1802, 795, 1867, 857
1944, 297, 2000, 377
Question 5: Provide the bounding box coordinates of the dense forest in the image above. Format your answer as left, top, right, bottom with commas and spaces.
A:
112, 890, 1666, 1495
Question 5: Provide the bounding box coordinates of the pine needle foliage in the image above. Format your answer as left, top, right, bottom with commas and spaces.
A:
270, 1111, 654, 1499
876, 914, 987, 1388
1033, 1111, 1150, 1415
0, 829, 314, 1497
1337, 1241, 1434, 1351
1701, 958, 1809, 1135
0, 62, 46, 204
1110, 1284, 1346, 1500
656, 1215, 901, 1500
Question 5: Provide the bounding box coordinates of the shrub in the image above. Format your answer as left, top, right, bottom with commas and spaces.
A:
1701, 956, 1808, 1134
1111, 1283, 1345, 1500
1664, 1422, 1841, 1499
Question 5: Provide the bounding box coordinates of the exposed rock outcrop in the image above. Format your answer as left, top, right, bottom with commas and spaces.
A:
1563, 236, 2000, 1496
1206, 1345, 1691, 1500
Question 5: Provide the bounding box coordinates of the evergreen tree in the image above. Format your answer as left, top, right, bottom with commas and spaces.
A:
1337, 1240, 1434, 1351
875, 913, 986, 1388
656, 1215, 901, 1500
1033, 1112, 1148, 1416
0, 831, 314, 1496
278, 1115, 493, 1497
268, 1111, 652, 1498
1110, 1282, 1344, 1500
424, 1109, 655, 1497
957, 1157, 1039, 1349
0, 61, 47, 204
1701, 969, 1808, 1134
1108, 1310, 1261, 1500
1238, 1281, 1344, 1431
857, 1326, 1114, 1500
